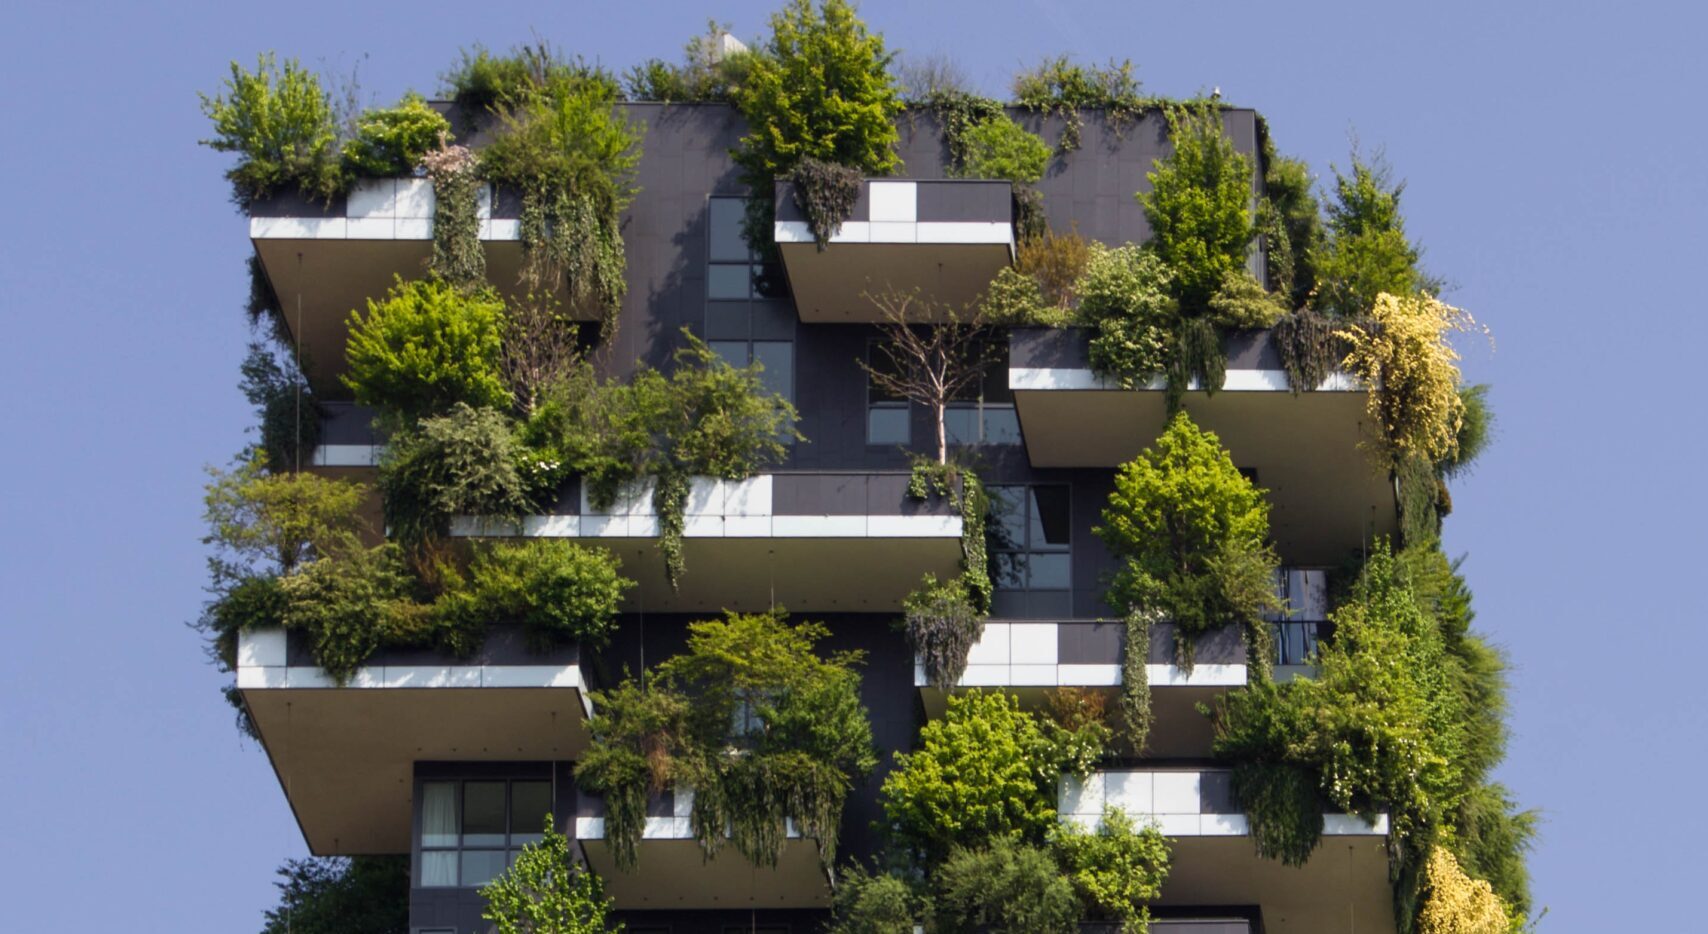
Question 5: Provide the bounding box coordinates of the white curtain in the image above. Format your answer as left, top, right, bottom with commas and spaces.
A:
420, 782, 459, 887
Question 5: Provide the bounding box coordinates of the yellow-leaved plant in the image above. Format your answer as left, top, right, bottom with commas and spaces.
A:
1338, 292, 1485, 466
1417, 846, 1512, 934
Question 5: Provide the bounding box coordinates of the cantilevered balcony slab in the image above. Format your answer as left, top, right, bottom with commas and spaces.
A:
449, 472, 963, 613
1009, 327, 1395, 564
774, 179, 1015, 321
236, 627, 591, 855
250, 178, 597, 394
575, 785, 828, 909
1062, 769, 1393, 934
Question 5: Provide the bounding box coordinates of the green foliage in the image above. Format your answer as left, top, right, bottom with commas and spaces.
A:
1315, 153, 1422, 316
1448, 782, 1537, 921
1140, 105, 1257, 317
343, 278, 511, 425
1080, 244, 1178, 389
239, 342, 320, 474
881, 691, 1062, 860
1258, 140, 1322, 309
202, 455, 368, 583
260, 856, 408, 934
1208, 269, 1289, 330
1443, 385, 1493, 479
1042, 688, 1113, 780
828, 865, 919, 934
1050, 806, 1171, 932
247, 252, 289, 345
576, 613, 875, 871
379, 403, 535, 546
792, 156, 865, 247
958, 115, 1051, 184
441, 541, 632, 650
933, 838, 1082, 934
624, 23, 755, 102
421, 142, 486, 290
1398, 452, 1447, 546
732, 0, 903, 250
1096, 412, 1280, 666
200, 54, 346, 210
441, 42, 611, 112
1118, 611, 1154, 753
1164, 315, 1229, 409
1231, 758, 1325, 865
279, 544, 421, 684
958, 472, 993, 615
979, 266, 1055, 326
1272, 307, 1346, 393
904, 573, 983, 692
480, 69, 640, 331
1012, 56, 1151, 152
480, 819, 617, 934
340, 93, 450, 177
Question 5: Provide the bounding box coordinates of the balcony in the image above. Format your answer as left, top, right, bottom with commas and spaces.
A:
1009, 328, 1395, 564
236, 627, 591, 855
450, 472, 963, 613
773, 178, 1015, 322
916, 570, 1330, 756
574, 784, 828, 909
1061, 768, 1392, 934
250, 178, 597, 394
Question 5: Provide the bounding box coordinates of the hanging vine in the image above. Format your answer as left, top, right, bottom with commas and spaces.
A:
1118, 611, 1154, 754
421, 139, 485, 290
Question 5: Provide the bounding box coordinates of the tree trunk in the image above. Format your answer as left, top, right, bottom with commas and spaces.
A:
934, 402, 947, 465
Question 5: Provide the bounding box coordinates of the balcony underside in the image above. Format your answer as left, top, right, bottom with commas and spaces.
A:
237, 630, 589, 855
1012, 385, 1394, 564
1163, 835, 1395, 934
252, 238, 596, 396
577, 838, 830, 910
778, 240, 1014, 322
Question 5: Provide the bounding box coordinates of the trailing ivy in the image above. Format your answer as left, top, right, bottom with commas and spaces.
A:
421, 140, 485, 291
1117, 611, 1154, 753
1012, 56, 1153, 153
905, 573, 984, 692
1272, 307, 1344, 394
575, 612, 876, 871
791, 156, 864, 248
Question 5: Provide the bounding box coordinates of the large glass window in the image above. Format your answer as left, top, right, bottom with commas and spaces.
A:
418, 778, 553, 888
865, 342, 910, 445
708, 197, 786, 301
945, 341, 1020, 446
987, 485, 1071, 591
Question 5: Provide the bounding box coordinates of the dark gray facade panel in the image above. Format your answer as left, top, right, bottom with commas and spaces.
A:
317, 401, 380, 444
283, 626, 579, 667
1010, 326, 1283, 375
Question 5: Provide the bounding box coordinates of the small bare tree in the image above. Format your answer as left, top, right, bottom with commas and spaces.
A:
501, 292, 584, 415
858, 289, 996, 464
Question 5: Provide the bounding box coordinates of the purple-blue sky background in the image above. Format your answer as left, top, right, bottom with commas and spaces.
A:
0, 1, 1697, 929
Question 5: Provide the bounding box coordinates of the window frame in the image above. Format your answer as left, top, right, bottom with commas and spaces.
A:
986, 483, 1073, 593
415, 777, 554, 889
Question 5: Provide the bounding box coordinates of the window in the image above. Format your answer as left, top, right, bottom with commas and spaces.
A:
865, 342, 910, 445
945, 340, 1019, 446
1265, 568, 1327, 666
987, 485, 1071, 591
708, 197, 787, 301
710, 339, 794, 403
418, 778, 553, 888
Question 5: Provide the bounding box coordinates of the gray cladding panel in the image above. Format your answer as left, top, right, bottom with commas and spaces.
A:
283, 626, 579, 667
1010, 326, 1282, 373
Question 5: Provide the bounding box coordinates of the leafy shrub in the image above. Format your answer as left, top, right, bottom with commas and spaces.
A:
1079, 245, 1177, 388
1443, 385, 1493, 478
278, 544, 420, 683
1417, 846, 1512, 934
881, 691, 1062, 859
1012, 56, 1150, 152
442, 541, 632, 649
1050, 806, 1171, 932
379, 403, 535, 546
200, 54, 346, 210
932, 838, 1081, 934
1314, 153, 1422, 317
576, 613, 875, 871
792, 156, 864, 247
624, 23, 755, 103
827, 866, 920, 934
1338, 292, 1482, 466
979, 266, 1053, 326
1140, 105, 1256, 316
732, 0, 903, 249
1041, 688, 1112, 780
440, 42, 613, 112
343, 278, 511, 425
958, 115, 1051, 184
202, 455, 369, 582
480, 820, 617, 934
1095, 412, 1280, 666
260, 856, 409, 934
340, 93, 450, 177
1017, 228, 1092, 314
1258, 143, 1322, 310
1208, 269, 1288, 329
904, 573, 983, 691
239, 342, 320, 474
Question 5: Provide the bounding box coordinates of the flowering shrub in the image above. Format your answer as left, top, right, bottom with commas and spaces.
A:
1338, 292, 1484, 466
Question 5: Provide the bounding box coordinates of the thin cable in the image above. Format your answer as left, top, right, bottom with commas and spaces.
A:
294, 252, 304, 474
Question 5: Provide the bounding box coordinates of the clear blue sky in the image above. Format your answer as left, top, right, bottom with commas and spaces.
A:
0, 1, 1695, 929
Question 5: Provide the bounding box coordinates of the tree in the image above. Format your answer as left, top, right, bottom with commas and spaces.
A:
933, 838, 1081, 934
341, 93, 452, 177
1139, 105, 1256, 316
239, 342, 320, 475
1314, 152, 1423, 317
261, 856, 409, 934
200, 54, 345, 210
880, 691, 1060, 859
481, 820, 617, 934
203, 454, 369, 584
858, 290, 994, 464
1079, 244, 1178, 390
1095, 412, 1280, 668
1050, 807, 1171, 933
344, 277, 511, 426
827, 866, 921, 934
